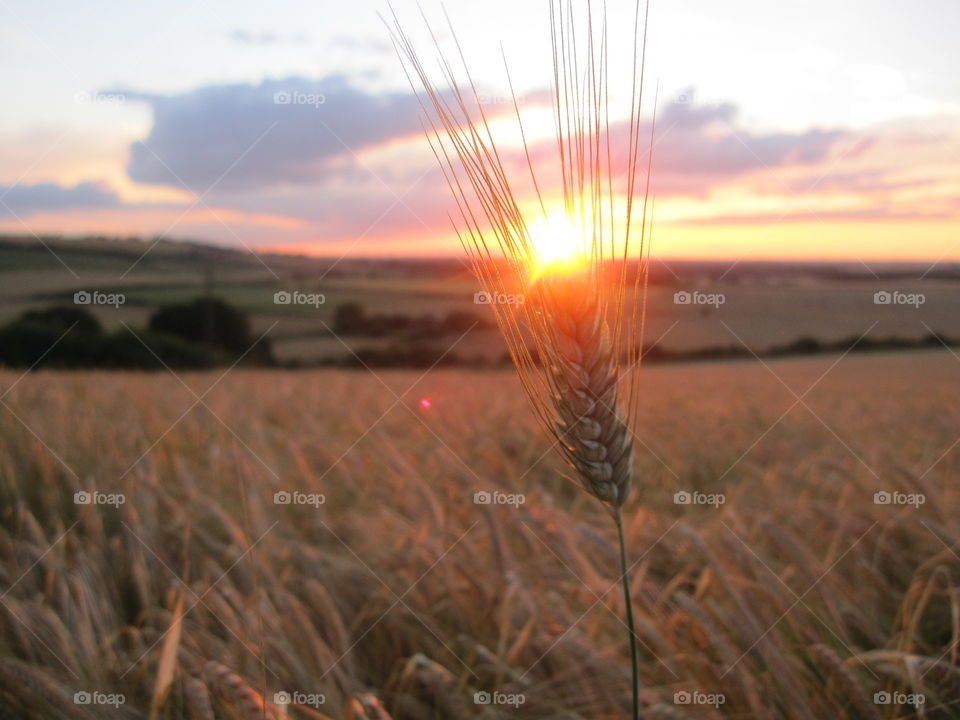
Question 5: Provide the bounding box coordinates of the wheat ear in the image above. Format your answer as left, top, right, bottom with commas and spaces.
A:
387, 2, 653, 718
202, 661, 280, 720
184, 676, 216, 720
545, 276, 633, 505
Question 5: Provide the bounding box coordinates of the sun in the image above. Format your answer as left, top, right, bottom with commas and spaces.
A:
526, 214, 587, 280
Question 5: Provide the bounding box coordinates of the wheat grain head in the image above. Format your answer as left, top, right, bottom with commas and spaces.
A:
386, 0, 653, 510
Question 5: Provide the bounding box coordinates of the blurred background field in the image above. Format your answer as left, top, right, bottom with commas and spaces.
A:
3, 235, 960, 367
2, 350, 960, 718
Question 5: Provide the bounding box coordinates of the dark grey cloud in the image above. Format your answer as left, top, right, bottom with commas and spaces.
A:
117, 74, 533, 196
0, 180, 120, 216
118, 75, 451, 193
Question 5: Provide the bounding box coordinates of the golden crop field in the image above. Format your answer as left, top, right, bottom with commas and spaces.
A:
1, 350, 958, 718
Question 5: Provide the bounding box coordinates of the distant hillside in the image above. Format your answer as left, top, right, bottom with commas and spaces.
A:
2, 234, 960, 368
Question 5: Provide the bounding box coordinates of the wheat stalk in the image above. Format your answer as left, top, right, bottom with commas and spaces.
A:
387, 2, 653, 717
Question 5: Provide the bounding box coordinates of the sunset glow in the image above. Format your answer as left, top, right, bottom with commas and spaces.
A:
0, 0, 957, 262
526, 214, 587, 280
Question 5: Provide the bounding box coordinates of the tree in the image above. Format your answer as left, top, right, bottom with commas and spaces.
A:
148, 298, 250, 353
333, 303, 367, 335
21, 305, 101, 334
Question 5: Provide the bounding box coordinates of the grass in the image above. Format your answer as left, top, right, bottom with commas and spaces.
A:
1, 350, 959, 718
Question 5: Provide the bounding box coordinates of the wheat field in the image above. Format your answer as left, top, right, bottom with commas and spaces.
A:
1, 350, 958, 719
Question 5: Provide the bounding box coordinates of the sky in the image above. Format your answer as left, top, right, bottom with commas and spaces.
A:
1, 0, 959, 262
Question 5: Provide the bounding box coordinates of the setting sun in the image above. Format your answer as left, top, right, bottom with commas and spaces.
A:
526, 214, 587, 280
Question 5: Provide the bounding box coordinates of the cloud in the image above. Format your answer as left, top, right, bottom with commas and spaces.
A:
119, 75, 450, 193
94, 79, 957, 248
639, 99, 855, 197
227, 30, 309, 46
329, 35, 394, 54
653, 100, 847, 174
0, 180, 120, 216
516, 93, 854, 197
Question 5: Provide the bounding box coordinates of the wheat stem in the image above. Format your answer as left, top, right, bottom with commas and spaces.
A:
616, 509, 640, 720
